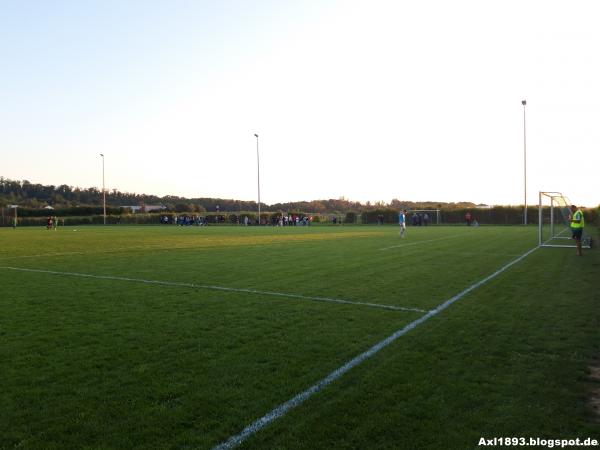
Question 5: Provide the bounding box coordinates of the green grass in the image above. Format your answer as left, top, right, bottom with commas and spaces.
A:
1, 224, 599, 449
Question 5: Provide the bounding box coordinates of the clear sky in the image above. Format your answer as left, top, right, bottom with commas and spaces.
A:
1, 0, 599, 206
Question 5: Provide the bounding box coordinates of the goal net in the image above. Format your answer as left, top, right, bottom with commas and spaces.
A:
538, 192, 592, 248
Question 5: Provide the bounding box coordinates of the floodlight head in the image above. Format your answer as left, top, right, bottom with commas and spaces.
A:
254, 133, 258, 138
100, 153, 104, 157
521, 100, 526, 105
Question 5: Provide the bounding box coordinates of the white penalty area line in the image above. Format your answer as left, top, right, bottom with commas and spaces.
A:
212, 246, 539, 450
380, 234, 465, 251
0, 266, 426, 314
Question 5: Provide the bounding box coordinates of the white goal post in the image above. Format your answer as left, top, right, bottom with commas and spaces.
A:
538, 191, 592, 248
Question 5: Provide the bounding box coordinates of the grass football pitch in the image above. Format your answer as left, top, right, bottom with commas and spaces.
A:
1, 224, 599, 449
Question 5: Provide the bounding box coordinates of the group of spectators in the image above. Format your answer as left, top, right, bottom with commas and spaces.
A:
162, 212, 485, 227
46, 216, 59, 230
411, 213, 430, 226
380, 213, 431, 226
160, 214, 314, 227
162, 215, 206, 226
464, 212, 479, 226
267, 215, 312, 227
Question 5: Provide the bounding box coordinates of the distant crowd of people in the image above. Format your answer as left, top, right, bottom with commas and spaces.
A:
464, 211, 479, 226
160, 211, 484, 227
162, 215, 206, 226
410, 213, 430, 226
268, 215, 312, 226
160, 214, 315, 227
46, 216, 59, 230
381, 212, 432, 226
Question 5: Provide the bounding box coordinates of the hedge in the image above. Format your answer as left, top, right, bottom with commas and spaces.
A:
3, 206, 597, 228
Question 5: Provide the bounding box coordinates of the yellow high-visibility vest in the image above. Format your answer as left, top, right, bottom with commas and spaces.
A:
571, 209, 584, 228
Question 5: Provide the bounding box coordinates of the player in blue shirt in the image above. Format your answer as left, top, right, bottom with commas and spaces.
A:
399, 209, 407, 238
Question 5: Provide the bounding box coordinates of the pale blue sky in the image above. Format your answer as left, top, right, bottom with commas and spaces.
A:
2, 0, 599, 206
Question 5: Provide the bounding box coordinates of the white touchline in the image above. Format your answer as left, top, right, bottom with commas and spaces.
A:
380, 234, 465, 251
212, 246, 538, 450
0, 266, 427, 313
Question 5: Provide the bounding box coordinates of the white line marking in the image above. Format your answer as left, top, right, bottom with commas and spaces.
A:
449, 251, 523, 258
0, 266, 426, 313
380, 234, 464, 251
0, 251, 86, 259
212, 246, 538, 450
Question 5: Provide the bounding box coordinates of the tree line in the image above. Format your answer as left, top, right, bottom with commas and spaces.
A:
0, 177, 481, 214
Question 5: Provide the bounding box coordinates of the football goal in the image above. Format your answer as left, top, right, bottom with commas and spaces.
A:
538, 192, 592, 248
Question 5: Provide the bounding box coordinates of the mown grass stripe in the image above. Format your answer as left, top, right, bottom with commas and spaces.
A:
0, 266, 426, 313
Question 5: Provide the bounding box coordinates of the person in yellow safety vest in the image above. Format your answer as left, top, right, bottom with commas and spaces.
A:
569, 205, 584, 256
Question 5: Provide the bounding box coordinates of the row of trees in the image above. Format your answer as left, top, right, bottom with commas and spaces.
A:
0, 178, 164, 209
0, 177, 481, 214
1, 177, 597, 226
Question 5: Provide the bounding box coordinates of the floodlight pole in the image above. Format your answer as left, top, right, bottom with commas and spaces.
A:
522, 100, 527, 225
100, 153, 106, 225
254, 133, 261, 225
